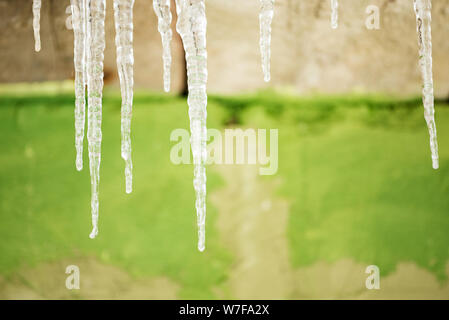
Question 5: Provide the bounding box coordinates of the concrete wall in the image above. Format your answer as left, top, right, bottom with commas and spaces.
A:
1, 0, 449, 96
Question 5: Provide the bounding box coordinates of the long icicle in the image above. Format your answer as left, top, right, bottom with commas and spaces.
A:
330, 0, 338, 29
113, 0, 135, 194
259, 0, 274, 82
153, 0, 173, 92
32, 0, 42, 52
86, 0, 106, 239
71, 0, 87, 171
414, 0, 439, 169
175, 0, 208, 252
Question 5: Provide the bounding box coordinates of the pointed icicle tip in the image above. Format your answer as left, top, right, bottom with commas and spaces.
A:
89, 226, 98, 239
76, 155, 83, 171
432, 159, 439, 170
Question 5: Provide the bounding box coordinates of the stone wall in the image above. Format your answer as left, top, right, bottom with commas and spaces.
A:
1, 0, 449, 96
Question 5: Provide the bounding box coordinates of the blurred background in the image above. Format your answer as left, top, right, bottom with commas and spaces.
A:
1, 0, 449, 299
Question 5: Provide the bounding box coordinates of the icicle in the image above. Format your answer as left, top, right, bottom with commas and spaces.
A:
259, 0, 274, 82
32, 0, 42, 52
330, 0, 338, 29
153, 0, 173, 92
71, 0, 87, 171
414, 0, 439, 169
113, 0, 135, 194
86, 0, 106, 239
83, 0, 88, 85
175, 0, 208, 252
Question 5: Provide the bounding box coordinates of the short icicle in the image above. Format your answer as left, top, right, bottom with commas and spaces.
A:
259, 0, 274, 82
153, 0, 173, 92
175, 0, 208, 252
32, 0, 42, 52
113, 0, 135, 194
330, 0, 338, 29
414, 0, 439, 169
71, 0, 87, 171
86, 0, 106, 238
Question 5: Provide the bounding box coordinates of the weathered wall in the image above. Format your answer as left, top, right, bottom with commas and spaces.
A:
1, 0, 449, 96
0, 0, 188, 92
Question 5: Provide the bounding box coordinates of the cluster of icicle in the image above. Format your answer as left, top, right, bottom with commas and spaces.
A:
414, 0, 439, 169
70, 0, 107, 239
32, 0, 440, 250
33, 0, 206, 250
70, 0, 136, 239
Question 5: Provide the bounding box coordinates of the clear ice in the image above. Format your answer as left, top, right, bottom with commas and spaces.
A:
113, 0, 135, 194
37, 0, 441, 247
86, 0, 106, 238
259, 0, 274, 82
175, 0, 208, 252
414, 0, 439, 169
71, 0, 87, 171
153, 0, 173, 92
330, 0, 338, 29
32, 0, 42, 52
